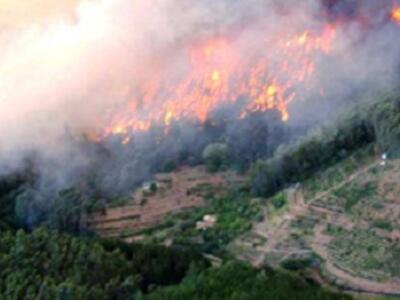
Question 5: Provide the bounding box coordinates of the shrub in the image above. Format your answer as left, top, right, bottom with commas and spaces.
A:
202, 143, 230, 172
150, 182, 158, 193
280, 256, 316, 271
271, 192, 287, 209
372, 219, 393, 231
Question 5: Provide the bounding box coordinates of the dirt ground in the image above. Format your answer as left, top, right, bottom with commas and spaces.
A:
88, 166, 242, 240
231, 158, 400, 296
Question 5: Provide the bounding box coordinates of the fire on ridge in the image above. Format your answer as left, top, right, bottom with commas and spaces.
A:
101, 26, 336, 143
98, 3, 400, 144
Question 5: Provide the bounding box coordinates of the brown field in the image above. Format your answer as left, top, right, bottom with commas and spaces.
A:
88, 166, 241, 240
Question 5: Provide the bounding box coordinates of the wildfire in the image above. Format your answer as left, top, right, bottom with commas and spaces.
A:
392, 7, 400, 24
101, 26, 337, 142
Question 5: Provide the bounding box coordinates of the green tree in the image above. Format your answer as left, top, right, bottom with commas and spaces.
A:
202, 143, 230, 172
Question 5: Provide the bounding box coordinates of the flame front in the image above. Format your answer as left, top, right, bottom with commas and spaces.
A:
392, 6, 400, 24
102, 25, 337, 141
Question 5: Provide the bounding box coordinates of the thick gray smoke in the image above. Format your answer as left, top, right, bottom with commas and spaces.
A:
0, 0, 399, 200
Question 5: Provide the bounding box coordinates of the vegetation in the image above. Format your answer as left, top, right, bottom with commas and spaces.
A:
202, 143, 230, 172
0, 227, 352, 299
1, 92, 400, 299
250, 94, 400, 198
372, 219, 393, 231
328, 228, 400, 280
271, 191, 287, 209
303, 146, 375, 201
280, 255, 318, 271
0, 173, 30, 230
138, 262, 350, 300
333, 181, 377, 212
137, 186, 263, 255
0, 228, 205, 299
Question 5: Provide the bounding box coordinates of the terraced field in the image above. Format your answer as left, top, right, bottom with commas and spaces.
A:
230, 148, 400, 295
88, 147, 400, 295
88, 166, 241, 241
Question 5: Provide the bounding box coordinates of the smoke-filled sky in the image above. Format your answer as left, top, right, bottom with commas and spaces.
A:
0, 0, 399, 189
0, 0, 78, 26
0, 0, 177, 169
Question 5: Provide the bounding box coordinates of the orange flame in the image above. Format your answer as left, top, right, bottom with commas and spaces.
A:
392, 7, 400, 24
101, 26, 337, 142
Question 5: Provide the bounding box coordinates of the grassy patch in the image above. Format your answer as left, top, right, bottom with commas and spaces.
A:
328, 229, 399, 280
371, 219, 393, 231
271, 192, 287, 209
333, 181, 377, 212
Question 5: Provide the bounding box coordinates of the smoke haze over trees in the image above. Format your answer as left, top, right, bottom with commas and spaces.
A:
0, 0, 400, 227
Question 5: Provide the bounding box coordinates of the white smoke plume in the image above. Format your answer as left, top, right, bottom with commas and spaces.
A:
0, 0, 399, 192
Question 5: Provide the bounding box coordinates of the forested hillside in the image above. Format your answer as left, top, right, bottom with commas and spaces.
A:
251, 93, 400, 197
1, 0, 400, 298
0, 228, 205, 299
1, 93, 399, 299
0, 228, 350, 300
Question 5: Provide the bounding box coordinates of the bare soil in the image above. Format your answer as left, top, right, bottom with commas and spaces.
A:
88, 166, 242, 239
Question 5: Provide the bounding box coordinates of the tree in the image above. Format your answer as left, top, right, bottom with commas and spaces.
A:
202, 143, 230, 172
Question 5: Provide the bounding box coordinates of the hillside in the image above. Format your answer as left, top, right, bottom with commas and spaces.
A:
0, 228, 352, 300
2, 92, 400, 299
231, 147, 400, 295
84, 93, 400, 297
88, 166, 242, 241
2, 94, 400, 298
2, 1, 400, 299
88, 144, 400, 296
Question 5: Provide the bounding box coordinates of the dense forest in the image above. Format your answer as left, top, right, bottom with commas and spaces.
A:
0, 228, 350, 300
0, 228, 205, 299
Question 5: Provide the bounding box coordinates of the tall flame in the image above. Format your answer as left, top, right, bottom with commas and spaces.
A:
102, 25, 337, 141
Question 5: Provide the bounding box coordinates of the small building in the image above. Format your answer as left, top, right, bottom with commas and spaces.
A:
141, 180, 168, 196
141, 181, 158, 194
196, 214, 217, 230
380, 153, 388, 166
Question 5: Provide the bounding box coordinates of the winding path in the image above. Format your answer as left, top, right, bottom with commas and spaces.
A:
254, 159, 400, 295
305, 160, 400, 295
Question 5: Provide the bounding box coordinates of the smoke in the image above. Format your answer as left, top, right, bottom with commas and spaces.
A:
0, 0, 399, 201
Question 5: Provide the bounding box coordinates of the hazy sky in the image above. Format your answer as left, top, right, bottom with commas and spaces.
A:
0, 0, 79, 27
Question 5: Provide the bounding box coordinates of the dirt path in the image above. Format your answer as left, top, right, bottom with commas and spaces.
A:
305, 160, 400, 295
307, 160, 380, 204
251, 189, 308, 267
311, 225, 400, 295
250, 158, 400, 295
265, 189, 308, 250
